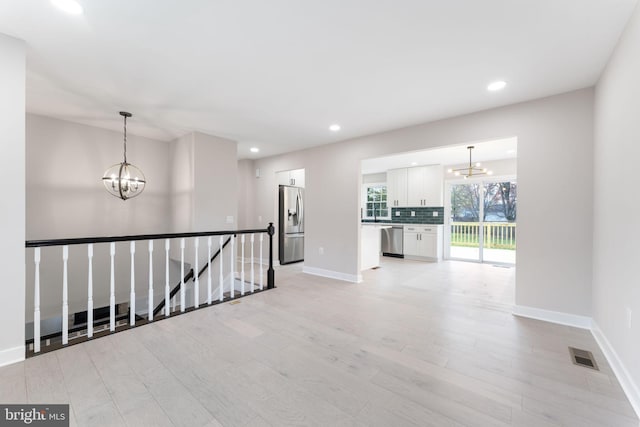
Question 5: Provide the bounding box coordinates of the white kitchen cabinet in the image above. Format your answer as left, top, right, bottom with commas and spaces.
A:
277, 169, 305, 187
387, 168, 408, 207
403, 225, 442, 261
407, 165, 443, 206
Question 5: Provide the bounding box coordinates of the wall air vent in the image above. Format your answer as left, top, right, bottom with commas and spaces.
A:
569, 347, 599, 370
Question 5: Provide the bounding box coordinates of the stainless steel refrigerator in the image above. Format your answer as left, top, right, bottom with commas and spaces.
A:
279, 185, 304, 264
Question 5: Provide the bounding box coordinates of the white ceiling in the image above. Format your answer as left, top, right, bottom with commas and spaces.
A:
0, 0, 636, 159
361, 137, 517, 174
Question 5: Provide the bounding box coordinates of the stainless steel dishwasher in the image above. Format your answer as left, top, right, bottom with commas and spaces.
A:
381, 225, 404, 258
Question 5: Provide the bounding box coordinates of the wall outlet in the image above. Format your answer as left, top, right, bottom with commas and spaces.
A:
226, 215, 234, 224
627, 307, 632, 329
411, 211, 416, 217
395, 211, 400, 216
319, 247, 324, 255
433, 211, 438, 217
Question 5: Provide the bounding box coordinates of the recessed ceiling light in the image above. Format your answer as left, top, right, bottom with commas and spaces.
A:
250, 147, 259, 153
507, 149, 516, 154
51, 0, 83, 15
411, 162, 418, 166
487, 81, 506, 91
329, 124, 341, 132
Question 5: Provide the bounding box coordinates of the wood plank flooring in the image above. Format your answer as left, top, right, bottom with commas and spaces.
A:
1, 258, 637, 426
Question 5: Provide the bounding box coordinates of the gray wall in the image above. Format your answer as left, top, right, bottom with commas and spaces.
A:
27, 114, 172, 239
593, 1, 640, 403
0, 34, 25, 365
247, 88, 594, 316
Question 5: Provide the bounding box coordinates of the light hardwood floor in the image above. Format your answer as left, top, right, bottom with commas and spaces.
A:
1, 258, 637, 426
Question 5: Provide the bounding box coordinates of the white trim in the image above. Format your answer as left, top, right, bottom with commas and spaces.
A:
512, 304, 592, 329
0, 345, 24, 367
591, 321, 640, 419
303, 266, 362, 283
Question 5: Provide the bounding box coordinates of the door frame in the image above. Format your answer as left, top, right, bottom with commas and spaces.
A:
444, 174, 516, 264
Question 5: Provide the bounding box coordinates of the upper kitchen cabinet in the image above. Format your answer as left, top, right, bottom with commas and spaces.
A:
277, 168, 305, 187
387, 168, 408, 207
407, 165, 443, 206
387, 165, 443, 207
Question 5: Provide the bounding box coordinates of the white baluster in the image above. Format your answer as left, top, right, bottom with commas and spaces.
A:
241, 234, 245, 295
148, 240, 154, 322
219, 236, 224, 302
230, 235, 235, 298
33, 248, 41, 353
194, 238, 199, 309
165, 239, 170, 317
250, 234, 255, 293
130, 241, 136, 326
87, 244, 94, 338
259, 233, 264, 290
180, 238, 185, 312
207, 236, 212, 305
110, 242, 115, 332
62, 246, 69, 345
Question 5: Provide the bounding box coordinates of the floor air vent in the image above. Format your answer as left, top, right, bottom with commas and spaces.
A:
569, 347, 599, 370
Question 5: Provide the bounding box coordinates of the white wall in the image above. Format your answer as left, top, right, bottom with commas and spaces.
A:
0, 34, 25, 366
27, 114, 172, 239
593, 1, 640, 411
249, 89, 594, 315
238, 159, 257, 229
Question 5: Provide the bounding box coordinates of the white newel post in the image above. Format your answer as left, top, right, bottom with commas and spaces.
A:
148, 240, 154, 322
87, 244, 94, 338
110, 242, 115, 332
130, 241, 136, 326
33, 248, 41, 353
241, 234, 245, 295
62, 246, 69, 345
250, 234, 255, 292
180, 238, 186, 312
194, 237, 199, 309
207, 237, 212, 305
219, 236, 224, 302
259, 233, 264, 290
165, 239, 170, 317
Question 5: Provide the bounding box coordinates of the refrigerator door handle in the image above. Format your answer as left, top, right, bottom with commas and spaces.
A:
298, 191, 304, 227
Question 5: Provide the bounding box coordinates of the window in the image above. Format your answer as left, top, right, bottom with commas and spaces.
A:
362, 184, 389, 219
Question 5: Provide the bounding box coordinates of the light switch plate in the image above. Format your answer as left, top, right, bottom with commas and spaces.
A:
411, 211, 416, 217
395, 211, 400, 216
433, 211, 438, 217
226, 215, 234, 224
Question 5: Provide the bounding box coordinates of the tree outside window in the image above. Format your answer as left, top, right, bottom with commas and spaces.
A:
363, 184, 389, 219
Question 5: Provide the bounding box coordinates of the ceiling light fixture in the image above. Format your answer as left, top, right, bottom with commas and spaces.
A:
447, 146, 493, 179
329, 124, 341, 132
250, 147, 259, 153
51, 0, 83, 15
102, 112, 146, 200
487, 80, 506, 91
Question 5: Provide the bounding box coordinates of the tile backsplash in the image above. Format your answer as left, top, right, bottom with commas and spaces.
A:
391, 207, 444, 224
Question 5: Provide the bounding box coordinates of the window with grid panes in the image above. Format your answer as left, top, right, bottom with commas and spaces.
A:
363, 184, 389, 219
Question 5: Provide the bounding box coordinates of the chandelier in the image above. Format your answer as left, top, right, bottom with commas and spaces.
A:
102, 112, 146, 200
447, 146, 493, 179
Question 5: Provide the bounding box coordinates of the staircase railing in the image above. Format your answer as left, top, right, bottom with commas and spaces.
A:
24, 223, 276, 357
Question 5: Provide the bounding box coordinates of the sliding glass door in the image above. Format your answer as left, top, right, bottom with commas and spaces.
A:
447, 179, 517, 264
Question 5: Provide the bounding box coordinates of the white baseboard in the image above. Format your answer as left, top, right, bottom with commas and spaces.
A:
0, 345, 24, 367
302, 266, 362, 283
591, 321, 640, 419
512, 304, 592, 329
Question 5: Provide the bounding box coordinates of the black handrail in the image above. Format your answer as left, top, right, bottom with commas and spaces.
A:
152, 235, 233, 317
25, 228, 268, 248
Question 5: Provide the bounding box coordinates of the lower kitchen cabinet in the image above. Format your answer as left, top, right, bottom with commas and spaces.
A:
403, 225, 442, 261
